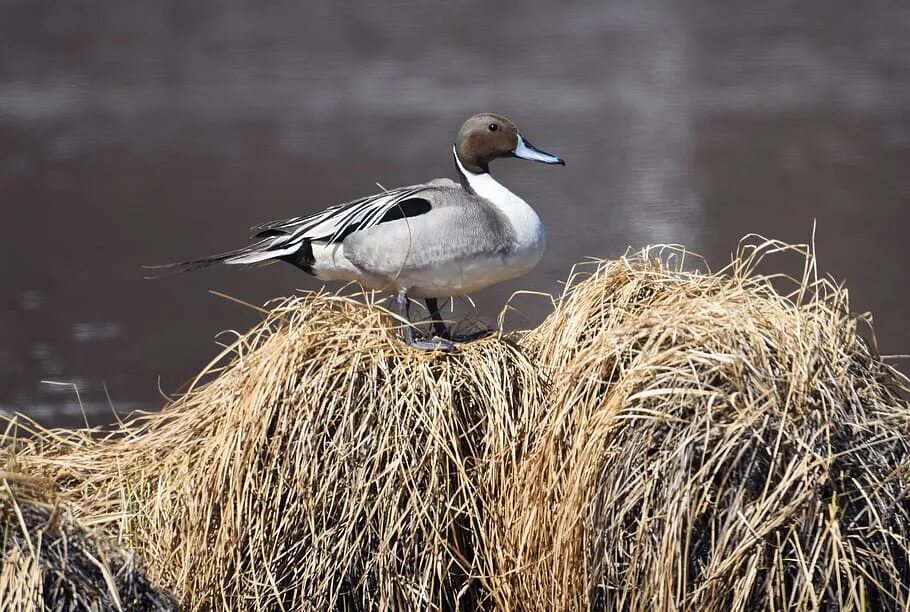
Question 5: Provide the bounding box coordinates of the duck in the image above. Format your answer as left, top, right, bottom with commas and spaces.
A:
147, 113, 564, 351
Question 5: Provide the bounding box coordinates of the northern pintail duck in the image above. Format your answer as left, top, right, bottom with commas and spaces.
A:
148, 113, 564, 351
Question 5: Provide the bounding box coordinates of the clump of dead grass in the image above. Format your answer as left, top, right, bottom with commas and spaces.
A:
0, 468, 176, 611
493, 240, 910, 610
4, 237, 910, 610
10, 292, 544, 610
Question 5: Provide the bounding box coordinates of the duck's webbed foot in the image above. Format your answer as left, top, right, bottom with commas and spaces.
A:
406, 334, 456, 352
394, 291, 455, 352
424, 297, 495, 345
449, 329, 494, 343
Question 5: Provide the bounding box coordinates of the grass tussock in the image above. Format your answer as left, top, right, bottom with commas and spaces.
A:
3, 237, 910, 610
0, 469, 176, 610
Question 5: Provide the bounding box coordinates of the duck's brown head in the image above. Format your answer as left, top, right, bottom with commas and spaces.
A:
454, 113, 565, 174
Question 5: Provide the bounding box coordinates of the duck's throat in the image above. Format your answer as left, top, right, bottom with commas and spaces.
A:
452, 148, 545, 255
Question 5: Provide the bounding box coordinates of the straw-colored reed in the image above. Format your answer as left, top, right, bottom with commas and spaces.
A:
4, 238, 909, 610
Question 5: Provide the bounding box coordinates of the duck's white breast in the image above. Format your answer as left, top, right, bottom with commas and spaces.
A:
458, 156, 546, 274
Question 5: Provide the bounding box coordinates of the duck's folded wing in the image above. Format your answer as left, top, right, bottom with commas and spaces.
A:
145, 184, 436, 277
250, 185, 433, 244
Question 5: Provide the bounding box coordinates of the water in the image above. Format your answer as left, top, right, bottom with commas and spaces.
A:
2, 0, 909, 426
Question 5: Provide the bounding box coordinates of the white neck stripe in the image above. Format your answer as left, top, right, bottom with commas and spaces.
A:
452, 146, 545, 257
454, 146, 507, 204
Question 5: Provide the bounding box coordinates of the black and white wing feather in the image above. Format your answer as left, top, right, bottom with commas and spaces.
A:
250, 185, 431, 244
144, 185, 434, 276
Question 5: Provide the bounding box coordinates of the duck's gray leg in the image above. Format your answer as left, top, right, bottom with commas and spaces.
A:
425, 296, 493, 343
394, 290, 454, 352
424, 297, 450, 339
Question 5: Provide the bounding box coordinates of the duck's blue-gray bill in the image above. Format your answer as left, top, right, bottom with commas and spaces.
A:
512, 135, 565, 165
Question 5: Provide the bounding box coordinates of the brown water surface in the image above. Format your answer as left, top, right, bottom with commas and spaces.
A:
1, 1, 908, 425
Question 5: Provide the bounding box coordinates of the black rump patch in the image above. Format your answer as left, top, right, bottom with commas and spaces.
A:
279, 240, 316, 275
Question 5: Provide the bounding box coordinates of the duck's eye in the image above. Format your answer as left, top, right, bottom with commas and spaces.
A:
488, 123, 499, 132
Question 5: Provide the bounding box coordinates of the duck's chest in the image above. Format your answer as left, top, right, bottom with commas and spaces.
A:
405, 179, 546, 298
467, 170, 546, 261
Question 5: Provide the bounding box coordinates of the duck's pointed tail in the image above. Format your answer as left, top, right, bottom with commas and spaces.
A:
143, 239, 302, 279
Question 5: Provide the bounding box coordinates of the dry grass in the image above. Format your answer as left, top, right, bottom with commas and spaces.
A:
0, 468, 176, 610
3, 237, 910, 610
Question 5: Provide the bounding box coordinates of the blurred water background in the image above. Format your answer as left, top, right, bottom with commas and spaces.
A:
1, 0, 908, 425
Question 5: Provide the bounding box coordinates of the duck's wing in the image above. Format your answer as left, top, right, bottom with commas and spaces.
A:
144, 183, 439, 276
250, 184, 437, 244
